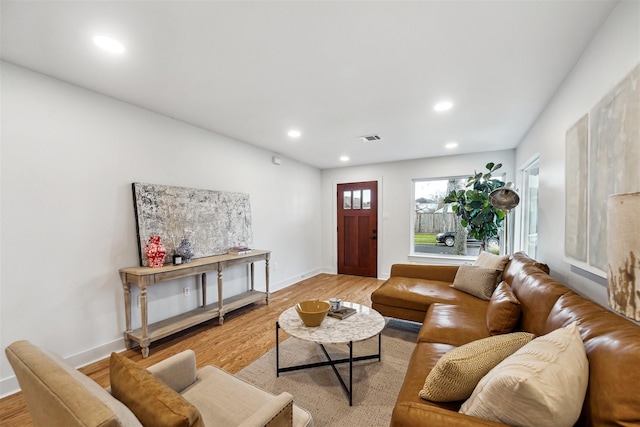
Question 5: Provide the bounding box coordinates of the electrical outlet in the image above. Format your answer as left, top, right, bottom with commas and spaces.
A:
183, 287, 190, 297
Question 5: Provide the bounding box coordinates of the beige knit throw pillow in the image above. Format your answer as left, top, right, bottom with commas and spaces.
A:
451, 265, 500, 300
419, 332, 535, 402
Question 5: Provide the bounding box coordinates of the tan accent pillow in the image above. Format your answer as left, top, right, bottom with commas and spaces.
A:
110, 353, 204, 427
451, 265, 500, 300
486, 282, 521, 335
474, 251, 509, 271
419, 332, 534, 402
460, 322, 589, 427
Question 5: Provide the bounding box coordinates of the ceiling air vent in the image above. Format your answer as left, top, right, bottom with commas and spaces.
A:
358, 134, 382, 142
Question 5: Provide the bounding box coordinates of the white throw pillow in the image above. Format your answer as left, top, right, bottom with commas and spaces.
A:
460, 321, 589, 427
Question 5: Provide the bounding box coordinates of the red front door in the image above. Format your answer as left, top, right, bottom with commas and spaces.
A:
337, 181, 378, 277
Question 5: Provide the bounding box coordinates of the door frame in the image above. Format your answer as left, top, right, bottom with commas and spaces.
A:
332, 177, 383, 278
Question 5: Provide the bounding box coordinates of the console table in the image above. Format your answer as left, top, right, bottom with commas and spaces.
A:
119, 249, 270, 357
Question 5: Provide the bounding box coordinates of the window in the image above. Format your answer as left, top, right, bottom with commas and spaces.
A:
413, 176, 475, 256
343, 189, 371, 210
520, 157, 540, 258
413, 173, 505, 257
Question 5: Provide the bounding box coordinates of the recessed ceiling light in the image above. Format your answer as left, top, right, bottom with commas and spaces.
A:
434, 101, 453, 112
93, 35, 125, 54
445, 141, 458, 149
287, 130, 301, 138
340, 156, 350, 162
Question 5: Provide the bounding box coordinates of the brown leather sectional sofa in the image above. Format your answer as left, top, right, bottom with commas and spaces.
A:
371, 252, 640, 426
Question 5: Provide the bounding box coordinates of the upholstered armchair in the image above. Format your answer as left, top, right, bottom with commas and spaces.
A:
6, 340, 313, 427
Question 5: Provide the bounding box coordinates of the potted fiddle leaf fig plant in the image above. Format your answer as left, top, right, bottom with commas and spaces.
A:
443, 162, 506, 251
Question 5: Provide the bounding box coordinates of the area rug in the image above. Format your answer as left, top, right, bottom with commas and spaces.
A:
236, 318, 419, 426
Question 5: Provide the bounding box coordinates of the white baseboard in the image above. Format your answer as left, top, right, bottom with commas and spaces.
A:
270, 267, 325, 292
0, 376, 20, 400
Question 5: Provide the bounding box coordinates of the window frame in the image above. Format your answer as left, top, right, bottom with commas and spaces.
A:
519, 155, 540, 258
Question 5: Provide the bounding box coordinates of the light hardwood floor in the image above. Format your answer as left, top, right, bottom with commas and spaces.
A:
0, 273, 384, 426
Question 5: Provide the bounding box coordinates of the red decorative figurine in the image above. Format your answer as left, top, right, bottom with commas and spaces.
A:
145, 235, 167, 268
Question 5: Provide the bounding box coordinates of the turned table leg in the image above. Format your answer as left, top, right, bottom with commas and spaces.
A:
121, 275, 132, 349
140, 285, 150, 358
217, 265, 224, 325
201, 273, 207, 307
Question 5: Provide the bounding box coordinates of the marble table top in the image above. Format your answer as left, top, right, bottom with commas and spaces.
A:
278, 301, 386, 344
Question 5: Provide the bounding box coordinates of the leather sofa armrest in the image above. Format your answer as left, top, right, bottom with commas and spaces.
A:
392, 402, 507, 427
390, 264, 459, 282
147, 349, 197, 392
237, 392, 294, 427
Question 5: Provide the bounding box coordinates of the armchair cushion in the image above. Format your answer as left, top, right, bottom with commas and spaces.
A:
182, 365, 308, 427
110, 353, 204, 427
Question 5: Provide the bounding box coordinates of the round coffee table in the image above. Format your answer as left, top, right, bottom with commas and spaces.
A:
276, 301, 385, 405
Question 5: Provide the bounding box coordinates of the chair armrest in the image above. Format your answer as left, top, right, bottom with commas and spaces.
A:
390, 264, 459, 282
147, 349, 197, 392
237, 392, 294, 427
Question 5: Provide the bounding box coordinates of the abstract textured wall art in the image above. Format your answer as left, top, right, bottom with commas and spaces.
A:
132, 182, 253, 266
565, 63, 639, 277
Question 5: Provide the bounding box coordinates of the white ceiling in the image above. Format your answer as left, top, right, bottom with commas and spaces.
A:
1, 1, 618, 169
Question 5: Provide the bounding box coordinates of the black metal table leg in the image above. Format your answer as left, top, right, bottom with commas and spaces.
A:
275, 326, 382, 406
349, 341, 353, 406
276, 321, 280, 377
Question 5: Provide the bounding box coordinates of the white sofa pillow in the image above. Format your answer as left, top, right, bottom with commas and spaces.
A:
460, 321, 589, 427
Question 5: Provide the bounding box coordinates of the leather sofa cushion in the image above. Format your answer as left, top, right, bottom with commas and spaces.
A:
545, 292, 640, 426
390, 264, 459, 282
395, 343, 461, 412
509, 270, 571, 336
110, 353, 204, 427
486, 282, 521, 335
419, 303, 490, 346
502, 252, 549, 285
371, 303, 427, 323
372, 276, 484, 313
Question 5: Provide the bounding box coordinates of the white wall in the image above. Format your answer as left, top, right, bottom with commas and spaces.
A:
320, 150, 515, 278
515, 0, 640, 307
0, 62, 322, 396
